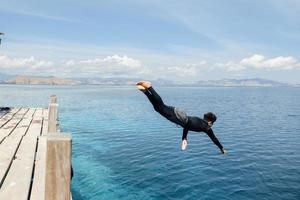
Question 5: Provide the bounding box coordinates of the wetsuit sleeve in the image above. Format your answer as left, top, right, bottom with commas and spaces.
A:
182, 127, 189, 140
205, 129, 224, 152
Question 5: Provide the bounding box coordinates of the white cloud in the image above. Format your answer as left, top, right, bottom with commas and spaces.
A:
218, 54, 300, 71
1, 53, 300, 81
63, 56, 207, 79
102, 55, 141, 67
0, 54, 144, 76
0, 54, 53, 70
216, 61, 246, 71
240, 54, 265, 68
240, 54, 299, 69
63, 55, 143, 76
158, 62, 207, 77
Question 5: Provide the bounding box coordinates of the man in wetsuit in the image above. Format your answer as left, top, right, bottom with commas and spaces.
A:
137, 81, 227, 154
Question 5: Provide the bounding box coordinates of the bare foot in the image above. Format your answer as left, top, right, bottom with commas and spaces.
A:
137, 85, 146, 91
181, 139, 188, 150
141, 81, 152, 89
136, 81, 152, 89
136, 81, 144, 86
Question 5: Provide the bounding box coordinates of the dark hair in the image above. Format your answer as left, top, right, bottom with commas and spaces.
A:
203, 112, 217, 123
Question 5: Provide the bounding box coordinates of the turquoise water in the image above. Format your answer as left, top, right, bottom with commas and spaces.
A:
1, 85, 300, 200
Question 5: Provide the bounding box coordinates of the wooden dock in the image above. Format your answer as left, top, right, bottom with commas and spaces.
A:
0, 96, 72, 200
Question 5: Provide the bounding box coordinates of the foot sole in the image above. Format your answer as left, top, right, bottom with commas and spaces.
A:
137, 85, 146, 90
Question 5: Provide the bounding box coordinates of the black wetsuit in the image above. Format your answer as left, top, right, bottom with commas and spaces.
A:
143, 87, 224, 152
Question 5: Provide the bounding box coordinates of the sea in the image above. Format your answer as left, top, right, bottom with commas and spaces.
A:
0, 84, 300, 200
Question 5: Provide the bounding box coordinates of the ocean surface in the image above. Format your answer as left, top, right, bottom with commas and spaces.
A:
0, 85, 300, 200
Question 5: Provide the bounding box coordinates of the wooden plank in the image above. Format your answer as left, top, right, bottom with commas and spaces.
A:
43, 108, 49, 120
0, 108, 17, 119
0, 117, 32, 186
0, 108, 28, 144
0, 108, 28, 134
0, 108, 36, 184
23, 108, 35, 119
13, 108, 28, 119
30, 136, 47, 200
42, 109, 49, 136
30, 109, 51, 199
0, 108, 20, 128
0, 113, 42, 200
3, 108, 36, 143
33, 108, 43, 118
0, 112, 5, 119
0, 108, 19, 119
0, 108, 35, 185
45, 134, 72, 200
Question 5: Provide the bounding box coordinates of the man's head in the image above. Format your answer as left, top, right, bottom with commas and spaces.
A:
203, 112, 217, 127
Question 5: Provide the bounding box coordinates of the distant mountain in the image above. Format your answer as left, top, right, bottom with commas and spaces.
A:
72, 77, 178, 86
0, 73, 14, 82
70, 77, 291, 87
72, 77, 140, 85
0, 75, 296, 87
195, 78, 288, 87
6, 75, 74, 85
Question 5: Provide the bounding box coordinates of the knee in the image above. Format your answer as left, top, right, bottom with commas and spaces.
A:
154, 104, 166, 113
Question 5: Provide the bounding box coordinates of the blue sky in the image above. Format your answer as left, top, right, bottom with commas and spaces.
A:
0, 0, 300, 83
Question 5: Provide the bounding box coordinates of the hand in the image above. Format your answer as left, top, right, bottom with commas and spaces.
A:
181, 139, 188, 150
221, 148, 228, 154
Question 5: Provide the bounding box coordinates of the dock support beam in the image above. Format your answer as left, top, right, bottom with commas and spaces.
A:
50, 95, 57, 104
45, 134, 72, 200
44, 95, 72, 200
48, 95, 58, 134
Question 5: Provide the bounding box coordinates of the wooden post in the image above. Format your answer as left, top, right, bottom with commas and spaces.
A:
48, 103, 58, 134
50, 95, 57, 104
45, 134, 72, 200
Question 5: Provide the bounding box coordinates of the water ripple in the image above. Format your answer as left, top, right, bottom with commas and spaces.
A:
1, 86, 300, 200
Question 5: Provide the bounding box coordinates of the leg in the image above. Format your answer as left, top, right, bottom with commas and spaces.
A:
141, 87, 174, 115
137, 81, 164, 106
147, 87, 164, 106
143, 87, 164, 107
138, 83, 187, 127
144, 90, 187, 127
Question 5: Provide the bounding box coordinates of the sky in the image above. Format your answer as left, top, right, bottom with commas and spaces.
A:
0, 0, 300, 83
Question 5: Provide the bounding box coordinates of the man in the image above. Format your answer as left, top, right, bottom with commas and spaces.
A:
137, 81, 227, 154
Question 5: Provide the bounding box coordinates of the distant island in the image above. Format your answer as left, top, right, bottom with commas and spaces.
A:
5, 75, 74, 85
0, 73, 298, 87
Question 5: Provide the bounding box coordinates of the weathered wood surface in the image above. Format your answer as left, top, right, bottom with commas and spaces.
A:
48, 103, 58, 134
0, 106, 72, 200
50, 95, 57, 104
0, 108, 34, 186
30, 136, 47, 200
0, 108, 28, 143
0, 108, 20, 127
45, 134, 72, 200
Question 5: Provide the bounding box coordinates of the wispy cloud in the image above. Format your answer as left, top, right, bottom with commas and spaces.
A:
0, 8, 82, 23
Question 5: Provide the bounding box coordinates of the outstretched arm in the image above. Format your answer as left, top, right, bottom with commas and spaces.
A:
205, 129, 226, 154
182, 127, 189, 140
